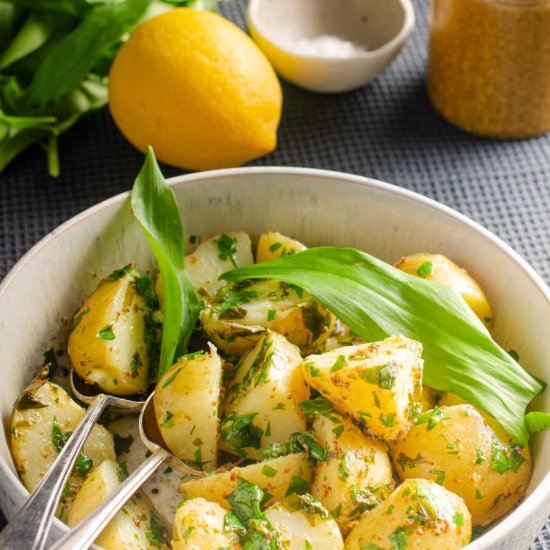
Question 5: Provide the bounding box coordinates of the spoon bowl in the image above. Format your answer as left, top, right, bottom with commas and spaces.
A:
70, 369, 146, 412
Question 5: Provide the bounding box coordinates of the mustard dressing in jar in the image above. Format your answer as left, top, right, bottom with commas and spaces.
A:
427, 0, 550, 138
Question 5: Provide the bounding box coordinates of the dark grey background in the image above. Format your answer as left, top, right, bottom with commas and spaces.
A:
1, 0, 549, 546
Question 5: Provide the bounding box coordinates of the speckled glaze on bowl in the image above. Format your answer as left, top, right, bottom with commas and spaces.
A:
0, 167, 549, 548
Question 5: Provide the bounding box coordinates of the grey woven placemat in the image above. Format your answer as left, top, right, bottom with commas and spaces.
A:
1, 0, 549, 546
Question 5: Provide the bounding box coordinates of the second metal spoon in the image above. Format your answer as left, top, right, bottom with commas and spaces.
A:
49, 392, 201, 550
0, 371, 145, 550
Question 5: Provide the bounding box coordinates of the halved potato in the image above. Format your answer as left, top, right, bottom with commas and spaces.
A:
172, 497, 240, 549
265, 493, 344, 549
154, 343, 222, 470
179, 453, 312, 508
256, 231, 307, 263
200, 279, 335, 356
344, 478, 471, 549
220, 331, 309, 459
302, 336, 424, 440
395, 253, 493, 328
391, 404, 531, 526
156, 231, 253, 305
68, 459, 168, 549
68, 265, 154, 395
310, 414, 393, 534
10, 374, 115, 517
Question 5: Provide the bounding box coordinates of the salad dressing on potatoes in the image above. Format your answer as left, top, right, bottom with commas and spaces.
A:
9, 228, 535, 549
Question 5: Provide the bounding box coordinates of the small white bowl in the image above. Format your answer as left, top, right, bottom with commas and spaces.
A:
247, 0, 415, 93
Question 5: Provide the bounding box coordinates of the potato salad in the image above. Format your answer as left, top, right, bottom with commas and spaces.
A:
9, 229, 532, 549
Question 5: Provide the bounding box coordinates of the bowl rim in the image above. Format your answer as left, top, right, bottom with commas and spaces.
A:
247, 0, 416, 62
1, 165, 549, 548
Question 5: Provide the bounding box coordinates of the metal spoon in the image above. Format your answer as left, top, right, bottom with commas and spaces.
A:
0, 371, 145, 550
49, 392, 202, 550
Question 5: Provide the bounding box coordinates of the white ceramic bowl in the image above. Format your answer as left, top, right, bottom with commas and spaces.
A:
1, 167, 549, 548
247, 0, 415, 93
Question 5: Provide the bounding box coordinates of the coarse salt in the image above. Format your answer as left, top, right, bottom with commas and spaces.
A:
290, 34, 367, 57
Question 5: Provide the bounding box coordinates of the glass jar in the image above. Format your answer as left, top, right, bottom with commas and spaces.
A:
427, 0, 550, 139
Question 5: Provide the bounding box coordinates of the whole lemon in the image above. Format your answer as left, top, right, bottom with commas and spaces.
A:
108, 8, 282, 170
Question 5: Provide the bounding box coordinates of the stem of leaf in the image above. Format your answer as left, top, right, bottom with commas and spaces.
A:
45, 135, 59, 177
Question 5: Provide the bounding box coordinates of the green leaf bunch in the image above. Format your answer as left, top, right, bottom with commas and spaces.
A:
0, 0, 225, 176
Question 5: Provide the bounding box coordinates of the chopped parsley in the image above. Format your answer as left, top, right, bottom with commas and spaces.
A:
286, 493, 328, 518
396, 452, 425, 471
97, 324, 115, 341
189, 447, 211, 470
388, 528, 409, 550
267, 309, 276, 322
129, 351, 141, 376
286, 474, 309, 496
161, 411, 174, 429
220, 412, 263, 457
429, 469, 446, 485
475, 448, 484, 465
416, 261, 434, 278
338, 456, 351, 481
379, 413, 395, 427
415, 406, 450, 431
182, 526, 194, 540
213, 234, 238, 267
135, 274, 157, 308
261, 464, 278, 478
305, 363, 321, 377
52, 417, 70, 452
453, 511, 464, 527
106, 264, 133, 281
74, 453, 93, 476
299, 396, 341, 421
146, 511, 167, 548
118, 461, 129, 481
263, 431, 327, 462
302, 303, 326, 342
490, 439, 526, 473
226, 478, 279, 549
332, 425, 345, 439
213, 283, 257, 316
269, 242, 282, 252
330, 354, 346, 373
377, 363, 398, 389
51, 418, 93, 477
162, 367, 183, 388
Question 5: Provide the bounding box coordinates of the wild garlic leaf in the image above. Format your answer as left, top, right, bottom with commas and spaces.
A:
0, 74, 107, 174
131, 147, 200, 379
525, 412, 550, 433
0, 12, 73, 70
6, 0, 94, 18
28, 0, 149, 104
222, 247, 545, 444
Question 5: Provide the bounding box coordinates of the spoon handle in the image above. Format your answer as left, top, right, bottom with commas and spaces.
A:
0, 393, 111, 550
49, 451, 168, 550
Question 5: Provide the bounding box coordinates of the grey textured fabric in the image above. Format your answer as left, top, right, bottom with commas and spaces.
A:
0, 0, 549, 546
